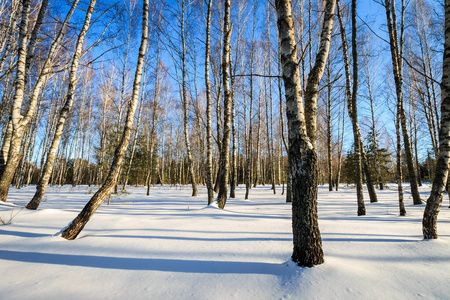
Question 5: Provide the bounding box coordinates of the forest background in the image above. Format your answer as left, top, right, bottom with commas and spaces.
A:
0, 0, 443, 200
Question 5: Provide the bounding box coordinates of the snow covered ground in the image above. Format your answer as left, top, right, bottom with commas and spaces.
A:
0, 183, 449, 299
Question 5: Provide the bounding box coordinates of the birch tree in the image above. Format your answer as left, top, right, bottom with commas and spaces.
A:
0, 0, 50, 202
422, 0, 450, 239
205, 0, 214, 205
26, 0, 88, 209
275, 0, 336, 267
384, 0, 422, 205
60, 0, 149, 240
217, 0, 231, 209
337, 0, 378, 214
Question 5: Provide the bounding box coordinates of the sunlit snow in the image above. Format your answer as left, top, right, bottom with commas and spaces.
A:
0, 184, 449, 299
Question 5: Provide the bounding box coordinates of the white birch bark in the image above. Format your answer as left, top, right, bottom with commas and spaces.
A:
205, 0, 214, 205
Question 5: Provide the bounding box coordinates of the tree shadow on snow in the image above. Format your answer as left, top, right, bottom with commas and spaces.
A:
84, 233, 291, 242
0, 229, 47, 238
0, 249, 295, 276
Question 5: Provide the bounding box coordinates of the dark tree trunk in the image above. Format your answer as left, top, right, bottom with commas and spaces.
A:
276, 0, 328, 267
217, 0, 232, 209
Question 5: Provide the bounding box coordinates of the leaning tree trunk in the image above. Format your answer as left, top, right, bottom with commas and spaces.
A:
217, 0, 231, 209
385, 0, 421, 205
422, 0, 450, 239
60, 0, 149, 240
275, 0, 328, 267
26, 0, 90, 210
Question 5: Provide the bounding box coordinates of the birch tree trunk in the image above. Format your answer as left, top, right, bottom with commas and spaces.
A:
0, 0, 30, 202
180, 0, 197, 197
384, 0, 421, 205
60, 0, 148, 240
26, 0, 92, 210
326, 61, 333, 191
0, 0, 68, 201
351, 0, 378, 204
245, 1, 257, 200
397, 102, 406, 216
337, 0, 368, 214
205, 0, 214, 205
367, 71, 384, 190
266, 4, 276, 194
276, 27, 291, 202
217, 0, 231, 209
335, 94, 345, 191
146, 82, 159, 196
275, 0, 325, 267
0, 121, 12, 175
122, 70, 146, 191
230, 51, 237, 198
253, 91, 262, 188
422, 0, 450, 239
304, 0, 336, 149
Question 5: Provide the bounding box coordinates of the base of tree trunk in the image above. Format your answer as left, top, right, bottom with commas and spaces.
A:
191, 183, 198, 197
357, 207, 366, 216
0, 184, 10, 202
207, 188, 214, 205
423, 193, 442, 239
61, 185, 113, 240
290, 147, 324, 267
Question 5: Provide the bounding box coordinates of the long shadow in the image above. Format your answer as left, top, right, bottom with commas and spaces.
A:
0, 229, 47, 238
85, 234, 292, 242
319, 215, 422, 223
330, 252, 450, 262
93, 210, 291, 220
0, 249, 293, 275
323, 232, 421, 238
86, 227, 292, 236
322, 237, 417, 243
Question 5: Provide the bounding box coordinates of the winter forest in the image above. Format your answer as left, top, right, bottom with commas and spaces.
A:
1, 0, 450, 298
